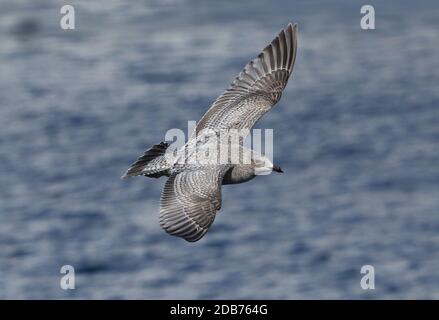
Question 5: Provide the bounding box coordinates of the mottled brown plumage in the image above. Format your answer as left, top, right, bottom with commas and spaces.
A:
124, 23, 298, 242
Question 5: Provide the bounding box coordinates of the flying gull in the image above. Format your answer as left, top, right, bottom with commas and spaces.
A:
123, 23, 298, 242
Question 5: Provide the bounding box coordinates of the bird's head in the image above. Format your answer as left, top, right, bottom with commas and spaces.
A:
253, 155, 284, 175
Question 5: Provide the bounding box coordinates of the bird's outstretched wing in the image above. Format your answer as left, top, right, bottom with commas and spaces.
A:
159, 167, 227, 242
195, 23, 298, 134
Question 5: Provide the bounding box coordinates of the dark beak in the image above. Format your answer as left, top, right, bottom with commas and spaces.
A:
273, 165, 283, 173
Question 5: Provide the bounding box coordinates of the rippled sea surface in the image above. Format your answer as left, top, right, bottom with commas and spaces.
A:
0, 0, 438, 299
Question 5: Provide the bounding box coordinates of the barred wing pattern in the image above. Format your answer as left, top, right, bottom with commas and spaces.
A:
159, 166, 228, 242
195, 23, 298, 134
158, 23, 298, 242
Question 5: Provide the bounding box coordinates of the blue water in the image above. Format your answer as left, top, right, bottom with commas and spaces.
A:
0, 0, 438, 299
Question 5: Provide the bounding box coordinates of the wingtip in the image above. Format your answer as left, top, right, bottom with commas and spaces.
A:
286, 22, 298, 32
280, 23, 298, 45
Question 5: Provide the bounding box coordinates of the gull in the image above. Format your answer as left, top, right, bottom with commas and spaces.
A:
123, 23, 298, 242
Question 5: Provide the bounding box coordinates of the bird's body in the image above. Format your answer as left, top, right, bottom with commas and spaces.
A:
123, 23, 298, 242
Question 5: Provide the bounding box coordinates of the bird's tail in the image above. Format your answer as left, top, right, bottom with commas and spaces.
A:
122, 142, 170, 179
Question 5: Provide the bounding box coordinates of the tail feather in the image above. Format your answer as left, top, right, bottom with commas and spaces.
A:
122, 142, 170, 178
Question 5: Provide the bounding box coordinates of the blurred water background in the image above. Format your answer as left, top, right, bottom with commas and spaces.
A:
0, 0, 438, 299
